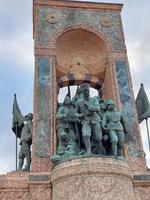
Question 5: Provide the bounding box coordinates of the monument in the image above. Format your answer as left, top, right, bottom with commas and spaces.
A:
0, 1, 150, 200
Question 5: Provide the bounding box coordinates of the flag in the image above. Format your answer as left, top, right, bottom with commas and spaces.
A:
12, 94, 24, 138
136, 83, 150, 123
67, 85, 71, 98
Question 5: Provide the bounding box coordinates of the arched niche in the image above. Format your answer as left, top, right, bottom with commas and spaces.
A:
55, 28, 108, 87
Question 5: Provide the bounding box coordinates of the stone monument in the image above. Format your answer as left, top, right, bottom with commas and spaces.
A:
0, 1, 150, 200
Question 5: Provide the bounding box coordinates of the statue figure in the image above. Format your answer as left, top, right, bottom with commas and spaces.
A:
76, 83, 102, 155
94, 97, 109, 155
56, 95, 79, 156
18, 113, 33, 171
72, 86, 82, 106
102, 99, 127, 157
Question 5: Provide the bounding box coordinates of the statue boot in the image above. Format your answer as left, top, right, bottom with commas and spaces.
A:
24, 156, 31, 171
84, 137, 91, 155
98, 141, 103, 155
118, 146, 124, 157
111, 143, 117, 157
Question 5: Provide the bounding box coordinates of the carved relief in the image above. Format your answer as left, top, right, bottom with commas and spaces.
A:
100, 16, 112, 27
46, 10, 61, 24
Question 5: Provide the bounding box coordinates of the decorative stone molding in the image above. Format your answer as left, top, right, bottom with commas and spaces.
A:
51, 23, 112, 52
100, 16, 113, 27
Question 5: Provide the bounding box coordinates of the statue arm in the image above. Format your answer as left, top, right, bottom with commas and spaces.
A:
28, 121, 33, 139
56, 107, 67, 119
121, 114, 128, 133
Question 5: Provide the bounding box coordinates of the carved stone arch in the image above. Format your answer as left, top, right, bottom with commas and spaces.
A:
50, 23, 113, 52
52, 23, 112, 89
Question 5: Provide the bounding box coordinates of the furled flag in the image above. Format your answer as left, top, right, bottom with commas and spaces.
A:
12, 94, 24, 138
136, 83, 150, 123
67, 85, 71, 98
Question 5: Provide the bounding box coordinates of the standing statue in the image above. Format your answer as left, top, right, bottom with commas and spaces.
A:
76, 83, 102, 155
18, 113, 33, 171
102, 99, 127, 157
12, 94, 33, 171
56, 95, 79, 156
96, 97, 110, 155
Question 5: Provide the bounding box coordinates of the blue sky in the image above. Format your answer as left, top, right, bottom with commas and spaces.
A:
0, 0, 150, 173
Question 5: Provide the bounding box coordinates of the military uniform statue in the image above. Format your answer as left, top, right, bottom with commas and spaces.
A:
18, 113, 33, 171
102, 99, 127, 157
56, 95, 79, 156
76, 83, 102, 155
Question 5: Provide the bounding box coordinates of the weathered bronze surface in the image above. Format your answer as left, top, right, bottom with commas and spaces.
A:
51, 84, 127, 164
18, 113, 33, 171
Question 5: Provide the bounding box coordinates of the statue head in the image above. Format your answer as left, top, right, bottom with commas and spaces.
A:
80, 83, 90, 98
105, 99, 115, 110
25, 113, 33, 121
63, 95, 72, 105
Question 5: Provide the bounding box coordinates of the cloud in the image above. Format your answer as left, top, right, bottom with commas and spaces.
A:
0, 0, 32, 38
0, 36, 34, 72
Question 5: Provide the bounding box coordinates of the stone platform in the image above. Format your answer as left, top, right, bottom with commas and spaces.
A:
1, 157, 150, 199
51, 157, 135, 200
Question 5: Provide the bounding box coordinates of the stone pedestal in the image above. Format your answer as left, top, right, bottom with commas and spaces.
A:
51, 157, 135, 200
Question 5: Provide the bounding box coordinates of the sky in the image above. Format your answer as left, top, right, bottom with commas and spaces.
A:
0, 0, 150, 173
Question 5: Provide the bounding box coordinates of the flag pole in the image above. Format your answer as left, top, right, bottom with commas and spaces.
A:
15, 123, 18, 171
146, 118, 150, 152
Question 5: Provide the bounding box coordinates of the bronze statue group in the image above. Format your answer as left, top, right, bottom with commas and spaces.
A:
56, 83, 128, 159
17, 83, 128, 170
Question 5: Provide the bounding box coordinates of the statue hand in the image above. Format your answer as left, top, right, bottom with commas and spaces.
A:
75, 113, 83, 118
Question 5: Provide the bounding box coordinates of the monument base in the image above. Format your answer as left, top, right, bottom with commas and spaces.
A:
1, 158, 150, 199
51, 157, 135, 200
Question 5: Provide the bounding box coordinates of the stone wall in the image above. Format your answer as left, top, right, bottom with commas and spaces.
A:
0, 172, 51, 200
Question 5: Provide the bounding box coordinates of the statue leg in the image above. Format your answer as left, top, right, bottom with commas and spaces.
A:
18, 148, 24, 170
83, 136, 91, 155
93, 123, 103, 154
23, 143, 31, 171
24, 156, 31, 170
109, 130, 118, 156
82, 122, 91, 154
18, 158, 24, 170
102, 133, 111, 156
57, 130, 68, 155
117, 131, 125, 156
